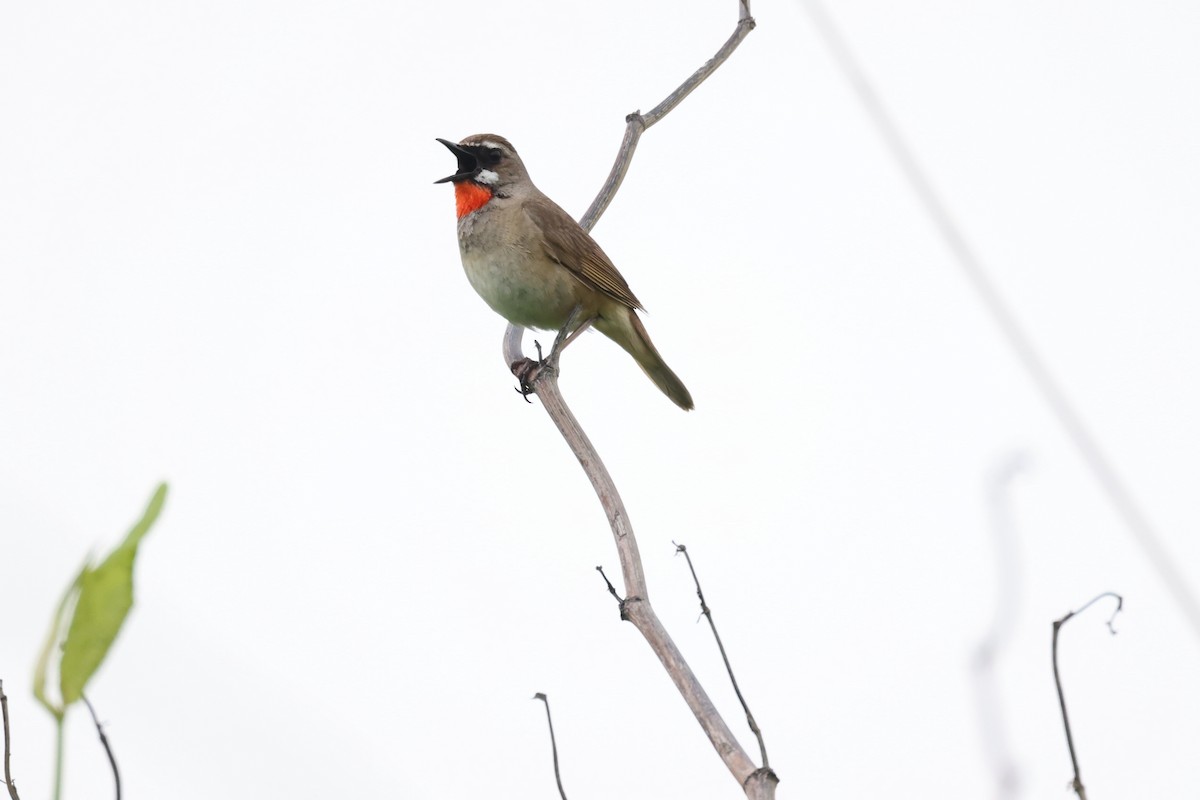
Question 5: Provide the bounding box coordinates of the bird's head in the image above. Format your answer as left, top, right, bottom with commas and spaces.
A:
435, 134, 528, 218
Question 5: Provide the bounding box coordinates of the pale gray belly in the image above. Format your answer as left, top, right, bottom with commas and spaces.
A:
459, 245, 581, 330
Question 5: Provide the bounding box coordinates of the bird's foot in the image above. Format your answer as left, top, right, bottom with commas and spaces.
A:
510, 358, 538, 402
510, 340, 551, 402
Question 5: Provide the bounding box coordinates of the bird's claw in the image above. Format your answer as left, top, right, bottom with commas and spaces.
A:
510, 357, 541, 402
509, 340, 559, 403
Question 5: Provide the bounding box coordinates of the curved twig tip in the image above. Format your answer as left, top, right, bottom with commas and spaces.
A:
1104, 595, 1124, 635
1063, 591, 1124, 635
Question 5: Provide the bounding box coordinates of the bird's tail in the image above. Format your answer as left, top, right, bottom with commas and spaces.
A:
599, 309, 694, 411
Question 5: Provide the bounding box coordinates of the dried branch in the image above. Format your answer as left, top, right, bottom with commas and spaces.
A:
1052, 592, 1123, 800
579, 0, 756, 232
82, 696, 120, 800
533, 694, 568, 800
674, 543, 768, 768
1, 681, 21, 800
501, 5, 774, 796
505, 329, 770, 794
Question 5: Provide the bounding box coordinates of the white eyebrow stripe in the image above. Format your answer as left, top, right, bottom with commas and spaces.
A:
476, 141, 503, 149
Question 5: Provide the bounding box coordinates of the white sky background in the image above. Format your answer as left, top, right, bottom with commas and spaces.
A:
2, 0, 1198, 797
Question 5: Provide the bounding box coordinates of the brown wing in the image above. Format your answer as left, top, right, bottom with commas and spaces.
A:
524, 196, 643, 311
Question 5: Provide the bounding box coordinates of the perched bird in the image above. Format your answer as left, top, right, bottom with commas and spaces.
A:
435, 134, 694, 411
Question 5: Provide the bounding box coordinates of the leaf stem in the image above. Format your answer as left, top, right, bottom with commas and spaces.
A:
53, 715, 64, 800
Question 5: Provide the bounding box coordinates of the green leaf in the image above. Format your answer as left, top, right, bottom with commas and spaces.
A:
32, 563, 87, 719
58, 483, 168, 706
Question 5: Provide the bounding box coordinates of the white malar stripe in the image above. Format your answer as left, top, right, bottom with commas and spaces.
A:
476, 169, 499, 185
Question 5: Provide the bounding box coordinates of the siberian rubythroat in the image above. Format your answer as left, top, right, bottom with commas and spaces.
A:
436, 134, 693, 410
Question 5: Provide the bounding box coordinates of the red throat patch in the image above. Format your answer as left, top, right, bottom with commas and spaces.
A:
454, 182, 493, 218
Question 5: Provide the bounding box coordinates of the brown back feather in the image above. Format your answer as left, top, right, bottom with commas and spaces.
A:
524, 196, 643, 311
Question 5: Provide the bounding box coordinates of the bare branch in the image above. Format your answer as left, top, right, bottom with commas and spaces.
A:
533, 694, 568, 800
674, 542, 768, 768
579, 1, 756, 232
1052, 592, 1124, 800
500, 354, 767, 791
81, 695, 121, 800
500, 3, 772, 795
1, 681, 22, 800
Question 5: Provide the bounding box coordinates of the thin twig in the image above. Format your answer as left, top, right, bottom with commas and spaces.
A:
81, 695, 120, 800
674, 542, 769, 768
1, 681, 21, 800
1052, 592, 1123, 800
533, 694, 568, 800
801, 0, 1200, 641
579, 0, 755, 233
501, 5, 774, 795
595, 566, 624, 605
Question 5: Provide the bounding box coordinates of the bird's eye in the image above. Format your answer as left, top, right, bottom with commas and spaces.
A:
484, 150, 503, 166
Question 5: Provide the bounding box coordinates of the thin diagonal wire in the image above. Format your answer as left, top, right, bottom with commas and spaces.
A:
800, 0, 1200, 640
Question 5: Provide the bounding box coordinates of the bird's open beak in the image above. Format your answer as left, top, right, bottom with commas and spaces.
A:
434, 138, 479, 184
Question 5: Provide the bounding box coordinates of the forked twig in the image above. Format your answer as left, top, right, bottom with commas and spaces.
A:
1052, 592, 1123, 800
674, 542, 768, 767
1, 681, 22, 800
501, 3, 774, 797
533, 693, 568, 800
82, 695, 121, 800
